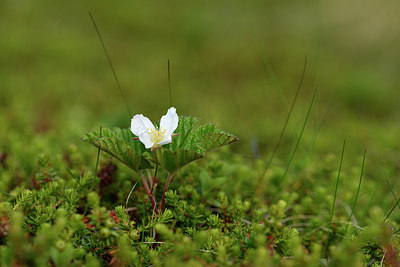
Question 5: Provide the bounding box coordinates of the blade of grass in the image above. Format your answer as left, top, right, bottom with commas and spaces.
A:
300, 32, 321, 163
92, 126, 102, 191
0, 189, 16, 199
384, 180, 400, 221
324, 139, 346, 257
89, 12, 132, 117
84, 126, 102, 216
387, 180, 400, 211
393, 228, 400, 235
346, 149, 366, 232
330, 140, 346, 224
300, 97, 332, 166
126, 179, 140, 210
384, 198, 400, 222
277, 85, 318, 187
259, 55, 307, 182
360, 184, 378, 220
66, 168, 79, 180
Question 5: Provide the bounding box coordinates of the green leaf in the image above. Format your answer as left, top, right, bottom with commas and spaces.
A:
82, 117, 239, 174
168, 116, 202, 152
152, 148, 203, 173
81, 128, 152, 172
152, 116, 239, 173
195, 124, 239, 153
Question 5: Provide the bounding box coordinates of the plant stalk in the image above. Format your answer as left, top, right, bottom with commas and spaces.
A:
346, 149, 366, 233
139, 171, 159, 215
160, 173, 174, 212
324, 139, 346, 257
151, 165, 159, 194
147, 170, 153, 189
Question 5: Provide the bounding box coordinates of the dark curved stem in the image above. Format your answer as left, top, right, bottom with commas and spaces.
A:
160, 173, 174, 212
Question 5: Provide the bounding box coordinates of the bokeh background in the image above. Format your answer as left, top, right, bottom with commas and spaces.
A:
1, 1, 400, 206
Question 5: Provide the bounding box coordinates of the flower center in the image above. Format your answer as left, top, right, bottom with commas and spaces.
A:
148, 128, 166, 145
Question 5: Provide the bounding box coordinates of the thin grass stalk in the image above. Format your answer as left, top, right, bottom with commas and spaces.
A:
0, 189, 16, 199
330, 140, 346, 224
324, 139, 346, 257
384, 197, 400, 222
387, 180, 400, 211
347, 149, 366, 232
258, 56, 308, 192
278, 86, 318, 187
126, 179, 140, 210
301, 98, 332, 166
83, 126, 103, 216
384, 180, 400, 221
89, 12, 132, 117
92, 126, 102, 191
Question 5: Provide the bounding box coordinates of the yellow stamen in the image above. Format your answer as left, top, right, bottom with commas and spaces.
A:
148, 128, 166, 144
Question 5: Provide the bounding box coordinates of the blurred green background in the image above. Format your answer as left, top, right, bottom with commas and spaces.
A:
1, 1, 399, 182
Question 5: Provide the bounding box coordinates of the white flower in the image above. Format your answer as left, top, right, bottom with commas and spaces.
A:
130, 107, 179, 149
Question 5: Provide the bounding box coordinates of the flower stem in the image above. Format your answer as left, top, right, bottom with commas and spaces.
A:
160, 173, 174, 212
139, 171, 159, 215
147, 170, 153, 189
150, 165, 159, 194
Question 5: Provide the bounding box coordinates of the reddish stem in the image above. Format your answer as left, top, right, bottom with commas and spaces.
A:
139, 172, 159, 215
160, 173, 174, 212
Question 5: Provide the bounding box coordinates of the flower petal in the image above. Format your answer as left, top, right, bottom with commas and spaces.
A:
160, 107, 179, 139
138, 133, 154, 149
131, 114, 155, 136
158, 135, 172, 146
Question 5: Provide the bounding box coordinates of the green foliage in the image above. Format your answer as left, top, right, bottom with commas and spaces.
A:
152, 148, 203, 173
13, 190, 32, 211
1, 131, 400, 266
64, 189, 80, 214
1, 1, 400, 265
155, 117, 238, 173
82, 128, 152, 173
82, 116, 238, 174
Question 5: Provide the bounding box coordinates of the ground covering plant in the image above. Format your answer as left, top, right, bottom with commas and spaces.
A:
1, 100, 400, 266
1, 1, 400, 266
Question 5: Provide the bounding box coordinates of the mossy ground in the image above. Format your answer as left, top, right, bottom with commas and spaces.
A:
1, 1, 400, 266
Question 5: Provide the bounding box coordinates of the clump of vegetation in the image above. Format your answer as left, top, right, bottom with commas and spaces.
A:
1, 2, 400, 266
1, 103, 400, 266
